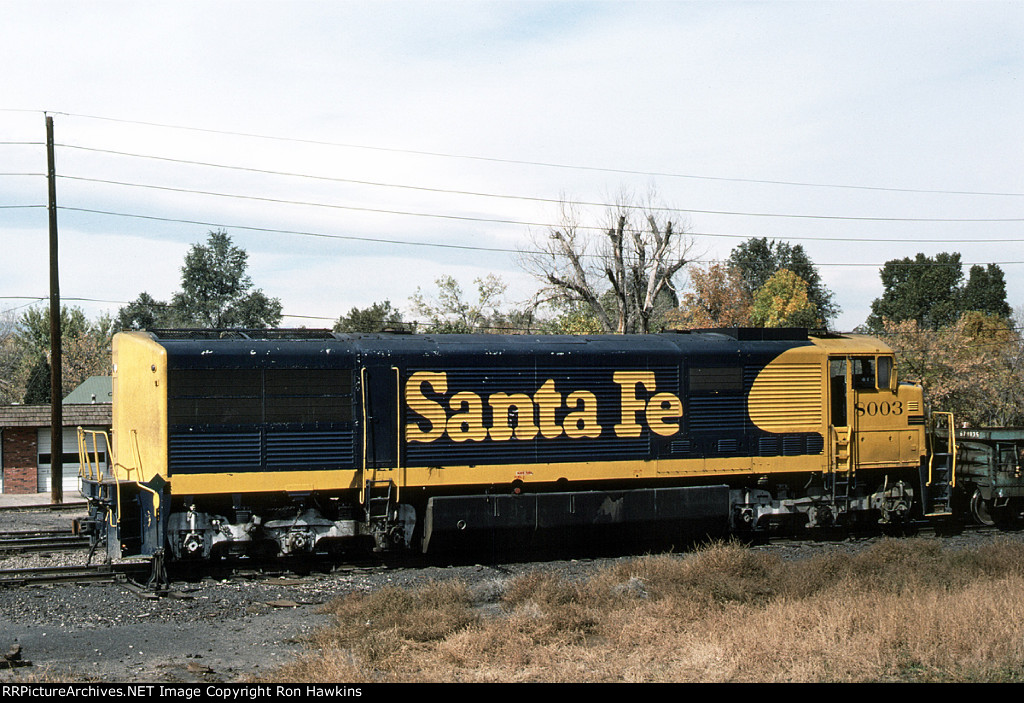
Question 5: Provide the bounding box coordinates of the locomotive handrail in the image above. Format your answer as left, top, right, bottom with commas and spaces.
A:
128, 429, 142, 482
76, 427, 111, 482
76, 426, 148, 534
392, 365, 402, 474
929, 411, 957, 489
136, 481, 161, 527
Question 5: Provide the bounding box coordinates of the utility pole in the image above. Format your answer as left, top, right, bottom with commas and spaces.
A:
46, 114, 62, 504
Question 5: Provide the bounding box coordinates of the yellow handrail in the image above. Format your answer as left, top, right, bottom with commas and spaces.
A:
928, 411, 957, 489
77, 427, 112, 482
77, 426, 146, 537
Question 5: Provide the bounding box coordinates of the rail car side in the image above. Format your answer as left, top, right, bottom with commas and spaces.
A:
78, 328, 937, 565
954, 427, 1024, 527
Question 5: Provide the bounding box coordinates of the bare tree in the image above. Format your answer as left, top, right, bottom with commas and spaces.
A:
520, 194, 695, 334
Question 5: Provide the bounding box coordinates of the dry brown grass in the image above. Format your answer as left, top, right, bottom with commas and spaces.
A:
266, 538, 1024, 683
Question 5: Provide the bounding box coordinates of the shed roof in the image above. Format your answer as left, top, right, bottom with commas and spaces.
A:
0, 404, 111, 428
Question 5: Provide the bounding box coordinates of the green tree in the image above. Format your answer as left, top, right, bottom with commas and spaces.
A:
538, 301, 605, 335
116, 292, 173, 331
169, 230, 282, 328
727, 238, 838, 325
22, 353, 51, 405
866, 253, 1010, 332
410, 275, 509, 333
867, 252, 963, 331
960, 264, 1012, 319
750, 269, 823, 329
18, 305, 90, 353
334, 300, 406, 333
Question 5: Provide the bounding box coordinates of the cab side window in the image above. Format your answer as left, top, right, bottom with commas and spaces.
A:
851, 357, 876, 390
829, 359, 847, 426
876, 356, 893, 390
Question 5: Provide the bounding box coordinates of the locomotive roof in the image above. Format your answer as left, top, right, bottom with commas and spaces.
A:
128, 328, 892, 365
141, 327, 811, 351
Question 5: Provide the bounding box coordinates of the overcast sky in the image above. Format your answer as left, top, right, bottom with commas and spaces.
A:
2, 1, 1022, 332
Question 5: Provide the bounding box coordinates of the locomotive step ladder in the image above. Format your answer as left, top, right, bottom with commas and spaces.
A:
923, 412, 956, 517
829, 426, 855, 519
363, 477, 396, 524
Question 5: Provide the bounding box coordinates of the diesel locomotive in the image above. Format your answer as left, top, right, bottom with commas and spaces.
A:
77, 326, 983, 569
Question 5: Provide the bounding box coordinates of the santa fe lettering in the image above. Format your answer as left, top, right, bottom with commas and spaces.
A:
405, 370, 682, 443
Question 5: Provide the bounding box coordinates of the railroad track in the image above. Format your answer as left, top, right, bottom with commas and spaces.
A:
0, 562, 147, 587
0, 502, 87, 513
0, 529, 91, 554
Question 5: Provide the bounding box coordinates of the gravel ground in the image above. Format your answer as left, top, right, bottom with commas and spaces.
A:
0, 507, 626, 683
1, 506, 1021, 683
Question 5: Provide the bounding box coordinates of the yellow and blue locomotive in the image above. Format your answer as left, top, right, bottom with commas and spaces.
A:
78, 327, 939, 563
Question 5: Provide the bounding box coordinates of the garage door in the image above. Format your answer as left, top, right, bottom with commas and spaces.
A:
37, 427, 108, 494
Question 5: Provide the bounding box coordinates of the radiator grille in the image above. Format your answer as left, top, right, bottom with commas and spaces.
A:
748, 363, 822, 430
168, 429, 355, 474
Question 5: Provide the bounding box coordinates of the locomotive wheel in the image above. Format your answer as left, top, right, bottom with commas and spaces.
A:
970, 489, 995, 527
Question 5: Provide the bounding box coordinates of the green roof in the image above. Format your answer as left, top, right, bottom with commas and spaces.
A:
62, 376, 112, 405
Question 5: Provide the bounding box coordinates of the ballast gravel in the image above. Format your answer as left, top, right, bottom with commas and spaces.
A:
1, 506, 1020, 683
0, 507, 626, 683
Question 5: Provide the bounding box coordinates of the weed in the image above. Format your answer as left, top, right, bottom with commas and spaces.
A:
271, 540, 1024, 683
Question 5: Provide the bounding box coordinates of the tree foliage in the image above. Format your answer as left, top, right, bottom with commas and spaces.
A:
22, 353, 51, 405
881, 312, 1024, 426
0, 310, 26, 405
18, 305, 90, 352
171, 230, 282, 328
116, 292, 172, 331
14, 305, 113, 403
118, 230, 282, 330
866, 253, 1010, 332
410, 275, 512, 333
334, 300, 406, 333
666, 263, 753, 329
750, 269, 823, 329
536, 301, 605, 335
727, 238, 838, 325
520, 194, 694, 334
960, 264, 1012, 319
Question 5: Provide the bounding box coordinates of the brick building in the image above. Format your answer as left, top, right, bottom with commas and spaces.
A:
0, 377, 112, 494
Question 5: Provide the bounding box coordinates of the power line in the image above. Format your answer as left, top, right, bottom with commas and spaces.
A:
47, 110, 1024, 198
5, 293, 1024, 344
58, 176, 550, 229
54, 145, 1024, 223
57, 205, 1024, 251
59, 206, 528, 255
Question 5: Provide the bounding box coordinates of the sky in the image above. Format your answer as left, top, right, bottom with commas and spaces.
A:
1, 1, 1022, 333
